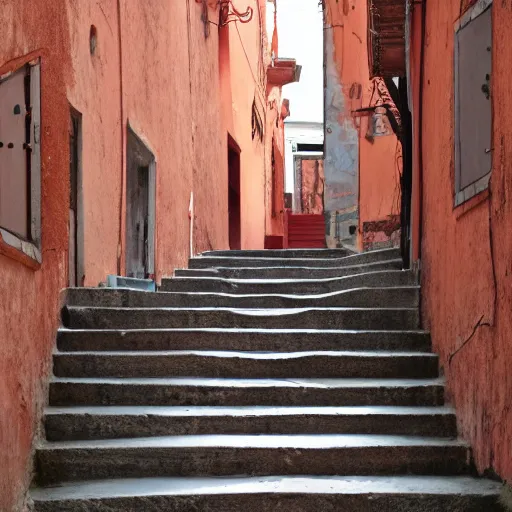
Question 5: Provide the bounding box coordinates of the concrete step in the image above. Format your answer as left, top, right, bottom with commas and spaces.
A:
35, 434, 470, 484
49, 377, 446, 407
175, 258, 403, 279
189, 249, 401, 269
62, 306, 420, 330
201, 248, 358, 258
44, 405, 457, 441
56, 328, 432, 353
162, 270, 415, 295
64, 284, 419, 309
30, 475, 504, 512
53, 350, 439, 379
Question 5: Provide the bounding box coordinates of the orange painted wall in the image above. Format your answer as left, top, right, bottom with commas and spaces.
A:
411, 0, 512, 481
0, 1, 284, 508
323, 0, 400, 251
220, 0, 286, 247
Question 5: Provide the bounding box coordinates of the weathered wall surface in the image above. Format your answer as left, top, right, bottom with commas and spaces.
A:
323, 0, 400, 251
0, 3, 71, 509
415, 0, 512, 481
323, 5, 359, 248
0, 1, 283, 509
300, 158, 325, 215
223, 0, 267, 249
66, 1, 122, 286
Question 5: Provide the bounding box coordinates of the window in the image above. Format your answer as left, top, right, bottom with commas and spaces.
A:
0, 60, 41, 262
454, 1, 492, 206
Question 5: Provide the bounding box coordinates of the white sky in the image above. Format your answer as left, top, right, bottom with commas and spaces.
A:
276, 0, 324, 123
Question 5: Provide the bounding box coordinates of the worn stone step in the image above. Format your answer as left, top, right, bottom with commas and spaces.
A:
44, 405, 457, 441
56, 328, 431, 353
30, 475, 504, 512
189, 250, 401, 269
35, 434, 470, 484
201, 248, 358, 258
53, 350, 439, 379
162, 270, 415, 295
49, 377, 445, 407
175, 258, 403, 279
64, 285, 419, 309
62, 306, 420, 330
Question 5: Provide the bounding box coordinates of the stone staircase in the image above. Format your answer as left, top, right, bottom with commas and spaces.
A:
31, 248, 503, 510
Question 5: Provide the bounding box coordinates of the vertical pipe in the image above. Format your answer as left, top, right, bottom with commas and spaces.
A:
116, 0, 125, 275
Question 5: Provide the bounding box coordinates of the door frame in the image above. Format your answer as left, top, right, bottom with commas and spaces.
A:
69, 105, 84, 286
227, 133, 241, 250
126, 124, 156, 278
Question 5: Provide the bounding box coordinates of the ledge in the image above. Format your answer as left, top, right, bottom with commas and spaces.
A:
454, 172, 491, 209
0, 228, 41, 270
267, 58, 301, 87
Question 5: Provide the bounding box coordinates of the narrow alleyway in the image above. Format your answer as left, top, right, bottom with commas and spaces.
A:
31, 248, 502, 510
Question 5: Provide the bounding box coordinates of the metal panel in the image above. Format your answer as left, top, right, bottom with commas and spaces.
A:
455, 5, 492, 192
30, 62, 41, 245
0, 67, 28, 239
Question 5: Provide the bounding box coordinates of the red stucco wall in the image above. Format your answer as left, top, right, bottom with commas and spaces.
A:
0, 1, 285, 509
413, 0, 512, 481
1, 3, 72, 509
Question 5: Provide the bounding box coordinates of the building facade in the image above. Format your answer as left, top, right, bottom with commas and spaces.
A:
369, 0, 512, 490
323, 0, 401, 251
0, 1, 291, 508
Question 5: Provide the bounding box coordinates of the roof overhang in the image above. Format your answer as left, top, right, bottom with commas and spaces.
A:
368, 0, 406, 78
268, 58, 302, 87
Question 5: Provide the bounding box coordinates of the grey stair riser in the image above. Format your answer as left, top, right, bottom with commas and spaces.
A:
57, 330, 432, 353
49, 382, 445, 407
161, 273, 416, 295
201, 248, 358, 258
31, 493, 504, 512
45, 412, 457, 441
36, 444, 470, 484
189, 255, 400, 269
191, 249, 400, 268
63, 307, 420, 331
175, 260, 403, 279
64, 287, 419, 309
53, 353, 438, 379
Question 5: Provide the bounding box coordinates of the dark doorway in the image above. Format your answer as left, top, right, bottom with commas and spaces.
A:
227, 134, 241, 250
126, 127, 156, 279
68, 109, 83, 287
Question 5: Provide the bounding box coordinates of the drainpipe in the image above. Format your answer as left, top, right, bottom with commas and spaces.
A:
189, 192, 194, 258
116, 0, 125, 275
417, 0, 426, 259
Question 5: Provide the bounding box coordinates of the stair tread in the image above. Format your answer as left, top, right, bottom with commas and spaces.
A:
30, 475, 503, 501
66, 306, 418, 313
58, 327, 428, 334
39, 433, 468, 450
167, 269, 411, 284
147, 285, 421, 296
51, 376, 445, 387
54, 350, 437, 358
193, 249, 398, 264
45, 405, 456, 416
175, 258, 403, 271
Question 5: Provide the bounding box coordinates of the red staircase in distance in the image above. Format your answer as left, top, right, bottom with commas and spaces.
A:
287, 212, 326, 248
